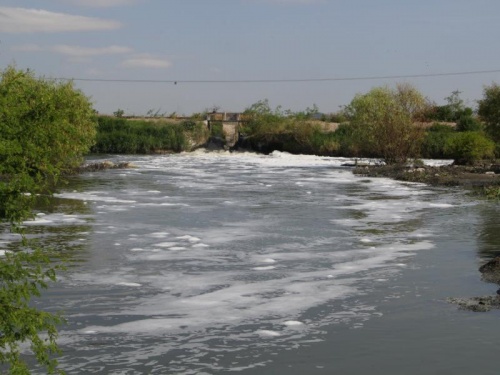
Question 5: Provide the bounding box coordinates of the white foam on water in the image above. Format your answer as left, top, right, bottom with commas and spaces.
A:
429, 203, 455, 208
283, 320, 304, 327
55, 191, 136, 204
256, 330, 281, 337
192, 243, 209, 248
147, 232, 169, 238
155, 242, 178, 248
262, 258, 277, 263
22, 213, 89, 226
253, 266, 277, 271
176, 235, 201, 243
117, 282, 142, 287
45, 153, 461, 373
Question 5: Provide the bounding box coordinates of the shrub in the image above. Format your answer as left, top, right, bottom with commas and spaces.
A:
421, 123, 455, 159
444, 131, 495, 165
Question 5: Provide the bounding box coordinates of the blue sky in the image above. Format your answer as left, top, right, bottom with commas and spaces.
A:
1, 0, 500, 115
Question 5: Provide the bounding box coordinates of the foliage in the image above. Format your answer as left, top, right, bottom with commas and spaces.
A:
333, 122, 363, 157
241, 100, 326, 154
426, 90, 473, 122
0, 246, 63, 374
113, 109, 124, 118
0, 66, 97, 218
326, 110, 348, 123
209, 121, 224, 138
478, 83, 500, 143
421, 123, 456, 159
0, 65, 96, 373
91, 116, 205, 154
345, 83, 429, 164
456, 111, 482, 132
146, 108, 166, 118
444, 131, 495, 165
479, 185, 500, 199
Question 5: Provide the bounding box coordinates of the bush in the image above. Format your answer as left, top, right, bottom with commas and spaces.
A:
444, 131, 495, 165
0, 66, 97, 373
456, 113, 482, 132
421, 123, 455, 159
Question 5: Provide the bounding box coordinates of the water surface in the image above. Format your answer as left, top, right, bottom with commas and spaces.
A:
8, 151, 500, 374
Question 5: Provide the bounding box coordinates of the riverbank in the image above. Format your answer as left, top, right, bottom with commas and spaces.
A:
353, 162, 500, 197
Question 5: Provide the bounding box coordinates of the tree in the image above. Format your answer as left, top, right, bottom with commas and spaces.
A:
425, 90, 476, 123
0, 66, 97, 373
113, 108, 124, 118
478, 83, 500, 143
345, 83, 429, 164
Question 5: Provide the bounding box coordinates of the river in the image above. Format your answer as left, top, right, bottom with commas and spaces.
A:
13, 151, 500, 374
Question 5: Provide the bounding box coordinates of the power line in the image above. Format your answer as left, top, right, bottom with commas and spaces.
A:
54, 68, 500, 84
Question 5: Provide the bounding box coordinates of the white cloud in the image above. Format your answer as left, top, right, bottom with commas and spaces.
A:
52, 45, 133, 57
0, 7, 121, 33
65, 0, 136, 7
121, 55, 172, 69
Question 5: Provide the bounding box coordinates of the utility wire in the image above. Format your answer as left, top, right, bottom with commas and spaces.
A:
53, 69, 500, 84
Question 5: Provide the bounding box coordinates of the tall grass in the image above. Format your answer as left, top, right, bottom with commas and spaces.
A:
91, 117, 206, 154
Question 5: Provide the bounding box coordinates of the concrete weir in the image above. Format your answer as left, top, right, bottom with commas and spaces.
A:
208, 112, 246, 150
222, 122, 239, 149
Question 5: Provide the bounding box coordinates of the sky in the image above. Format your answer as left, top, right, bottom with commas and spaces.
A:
1, 0, 500, 116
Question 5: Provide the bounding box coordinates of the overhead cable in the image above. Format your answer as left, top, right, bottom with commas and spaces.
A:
53, 69, 500, 84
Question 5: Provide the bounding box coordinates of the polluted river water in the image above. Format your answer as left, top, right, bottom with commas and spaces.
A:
7, 150, 500, 374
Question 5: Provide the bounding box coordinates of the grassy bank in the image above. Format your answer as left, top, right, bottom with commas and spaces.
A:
91, 116, 208, 154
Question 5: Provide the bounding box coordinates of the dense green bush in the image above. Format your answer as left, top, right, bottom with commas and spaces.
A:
0, 66, 97, 373
421, 123, 456, 159
444, 131, 495, 165
456, 113, 482, 132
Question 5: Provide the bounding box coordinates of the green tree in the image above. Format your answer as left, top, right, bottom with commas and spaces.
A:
242, 100, 322, 153
456, 108, 482, 132
478, 83, 500, 143
113, 108, 124, 118
345, 83, 429, 164
0, 66, 97, 373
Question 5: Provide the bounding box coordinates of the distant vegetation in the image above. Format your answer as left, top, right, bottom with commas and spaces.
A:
91, 117, 208, 154
97, 82, 500, 167
239, 84, 500, 166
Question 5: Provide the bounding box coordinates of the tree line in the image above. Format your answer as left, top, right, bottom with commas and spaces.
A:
240, 83, 500, 165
